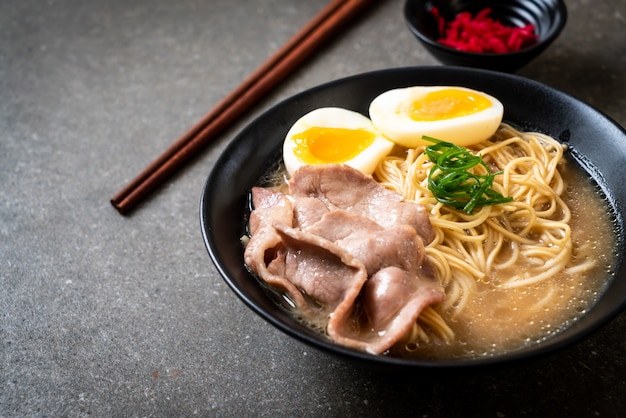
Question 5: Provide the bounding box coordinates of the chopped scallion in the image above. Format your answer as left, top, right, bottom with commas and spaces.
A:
424, 136, 513, 213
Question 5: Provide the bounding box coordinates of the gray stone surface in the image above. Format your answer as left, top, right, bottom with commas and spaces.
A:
1, 0, 625, 416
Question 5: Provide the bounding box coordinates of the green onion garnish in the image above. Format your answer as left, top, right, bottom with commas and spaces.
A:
424, 136, 513, 214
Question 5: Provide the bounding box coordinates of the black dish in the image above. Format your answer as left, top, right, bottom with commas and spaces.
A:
200, 66, 626, 370
404, 0, 567, 72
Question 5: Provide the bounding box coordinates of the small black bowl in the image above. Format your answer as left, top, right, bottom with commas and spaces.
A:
404, 0, 567, 72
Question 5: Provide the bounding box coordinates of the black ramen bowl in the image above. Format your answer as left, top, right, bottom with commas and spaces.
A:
200, 67, 626, 371
404, 0, 567, 72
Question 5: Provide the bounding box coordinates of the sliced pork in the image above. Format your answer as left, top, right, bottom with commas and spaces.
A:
244, 187, 310, 311
243, 164, 445, 355
273, 224, 367, 312
289, 164, 435, 244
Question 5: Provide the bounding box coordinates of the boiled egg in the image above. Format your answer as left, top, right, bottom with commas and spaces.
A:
283, 107, 394, 176
369, 86, 504, 147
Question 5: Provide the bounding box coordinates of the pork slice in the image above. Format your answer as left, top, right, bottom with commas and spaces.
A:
289, 164, 388, 208
248, 186, 293, 235
305, 208, 443, 354
289, 165, 434, 244
245, 188, 293, 270
306, 210, 426, 276
244, 188, 311, 311
273, 224, 367, 310
292, 196, 329, 229
330, 266, 445, 354
305, 209, 383, 242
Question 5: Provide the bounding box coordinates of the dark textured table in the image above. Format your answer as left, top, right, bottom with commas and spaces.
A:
2, 0, 625, 416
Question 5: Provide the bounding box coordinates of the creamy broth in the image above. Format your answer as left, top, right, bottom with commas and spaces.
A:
389, 160, 618, 360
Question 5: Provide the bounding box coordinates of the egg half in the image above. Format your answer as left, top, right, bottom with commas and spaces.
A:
283, 107, 394, 176
369, 86, 504, 147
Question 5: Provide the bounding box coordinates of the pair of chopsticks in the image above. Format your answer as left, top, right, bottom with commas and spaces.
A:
111, 0, 375, 215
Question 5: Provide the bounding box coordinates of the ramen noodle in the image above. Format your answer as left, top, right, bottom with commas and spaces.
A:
373, 123, 617, 358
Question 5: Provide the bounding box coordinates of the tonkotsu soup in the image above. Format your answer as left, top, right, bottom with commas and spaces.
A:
387, 161, 618, 360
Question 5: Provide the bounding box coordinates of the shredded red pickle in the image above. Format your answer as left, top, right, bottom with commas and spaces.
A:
430, 7, 538, 53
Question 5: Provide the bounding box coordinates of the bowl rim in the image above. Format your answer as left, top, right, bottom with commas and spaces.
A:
200, 66, 626, 370
403, 0, 568, 58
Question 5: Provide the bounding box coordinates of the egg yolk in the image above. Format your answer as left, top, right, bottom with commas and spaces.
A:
407, 88, 492, 121
292, 127, 376, 164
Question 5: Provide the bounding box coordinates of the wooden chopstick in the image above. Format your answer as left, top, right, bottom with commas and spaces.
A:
111, 0, 374, 214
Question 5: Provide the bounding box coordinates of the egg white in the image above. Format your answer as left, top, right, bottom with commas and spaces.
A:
369, 86, 504, 148
283, 107, 394, 176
